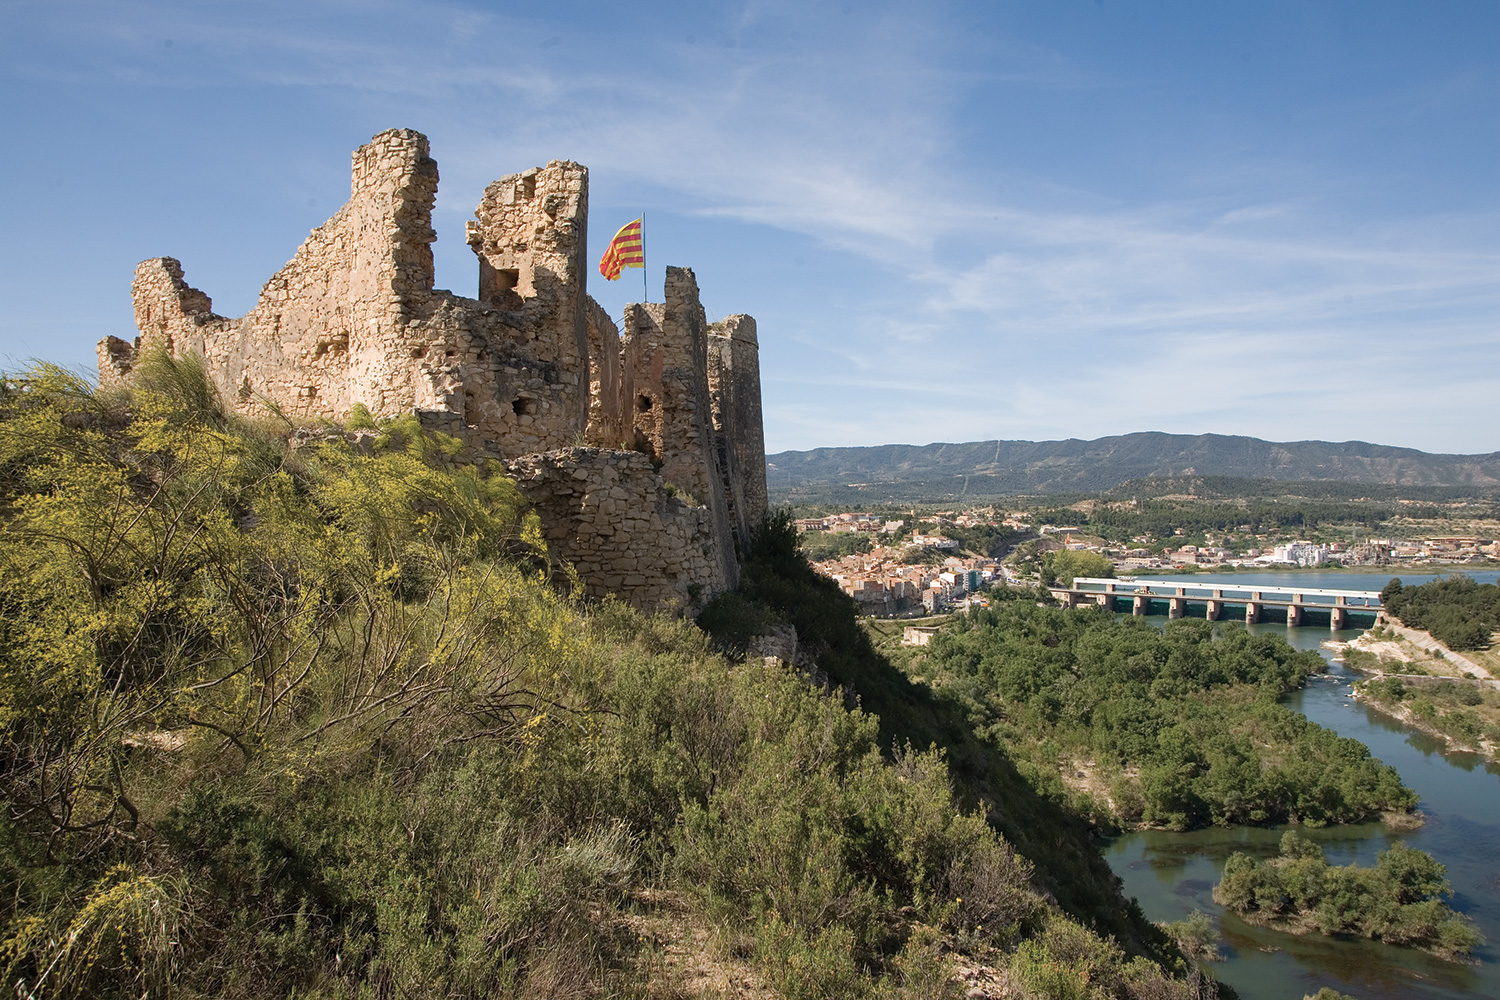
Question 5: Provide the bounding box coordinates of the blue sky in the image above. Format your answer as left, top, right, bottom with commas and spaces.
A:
2, 0, 1497, 454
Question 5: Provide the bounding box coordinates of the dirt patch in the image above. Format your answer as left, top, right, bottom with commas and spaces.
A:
948, 952, 1014, 998
616, 890, 776, 999
1335, 626, 1495, 681
614, 889, 1018, 998
1361, 624, 1493, 679
1341, 636, 1415, 665
1338, 625, 1500, 763
1057, 756, 1118, 808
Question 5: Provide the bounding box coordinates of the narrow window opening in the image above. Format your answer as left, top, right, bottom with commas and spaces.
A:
637, 394, 653, 413
512, 397, 533, 416
496, 268, 519, 291
521, 174, 536, 199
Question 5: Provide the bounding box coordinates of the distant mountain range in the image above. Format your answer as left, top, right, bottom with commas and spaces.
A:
766, 432, 1500, 502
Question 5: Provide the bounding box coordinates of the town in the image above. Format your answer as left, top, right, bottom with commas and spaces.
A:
798, 508, 1500, 617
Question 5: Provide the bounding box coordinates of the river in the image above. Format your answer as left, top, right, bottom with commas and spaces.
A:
1102, 570, 1500, 1000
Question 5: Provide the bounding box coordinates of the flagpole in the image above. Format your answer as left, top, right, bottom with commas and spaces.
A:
641, 211, 648, 302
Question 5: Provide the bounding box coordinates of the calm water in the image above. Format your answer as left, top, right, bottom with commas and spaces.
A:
1103, 570, 1500, 1000
1150, 568, 1500, 591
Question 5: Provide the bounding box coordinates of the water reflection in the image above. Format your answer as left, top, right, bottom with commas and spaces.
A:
1213, 908, 1481, 999
1103, 572, 1500, 1000
1108, 824, 1488, 1000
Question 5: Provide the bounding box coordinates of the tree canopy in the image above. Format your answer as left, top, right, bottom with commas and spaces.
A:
912, 601, 1416, 829
1381, 576, 1500, 651
1215, 832, 1482, 960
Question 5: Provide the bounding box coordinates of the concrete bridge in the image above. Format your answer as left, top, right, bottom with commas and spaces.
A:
1052, 577, 1383, 631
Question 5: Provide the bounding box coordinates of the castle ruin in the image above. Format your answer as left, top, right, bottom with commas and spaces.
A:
98, 128, 767, 612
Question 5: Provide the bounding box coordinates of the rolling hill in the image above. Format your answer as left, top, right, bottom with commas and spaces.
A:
766, 432, 1500, 502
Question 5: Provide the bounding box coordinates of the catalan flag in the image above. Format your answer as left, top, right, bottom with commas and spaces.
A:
598, 218, 644, 280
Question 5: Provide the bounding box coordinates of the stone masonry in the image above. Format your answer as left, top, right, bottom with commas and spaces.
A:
99, 129, 767, 612
506, 448, 731, 607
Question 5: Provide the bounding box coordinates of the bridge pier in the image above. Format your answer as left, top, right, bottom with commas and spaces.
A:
1096, 594, 1111, 608
1206, 600, 1222, 621
1286, 603, 1302, 627
1245, 601, 1259, 625
1168, 597, 1185, 619
1332, 597, 1347, 631
1133, 595, 1147, 616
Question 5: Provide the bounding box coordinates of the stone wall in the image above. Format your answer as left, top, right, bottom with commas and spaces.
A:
103, 129, 442, 416
583, 297, 626, 449
506, 448, 730, 611
98, 128, 767, 613
618, 269, 739, 587
708, 314, 767, 550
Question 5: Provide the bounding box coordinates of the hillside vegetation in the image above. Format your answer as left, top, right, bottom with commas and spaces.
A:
0, 359, 1221, 998
1381, 576, 1500, 652
900, 602, 1417, 830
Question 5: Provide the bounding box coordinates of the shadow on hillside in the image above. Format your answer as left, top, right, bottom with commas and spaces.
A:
698, 514, 1179, 968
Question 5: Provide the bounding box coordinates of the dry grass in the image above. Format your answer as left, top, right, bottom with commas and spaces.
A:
1341, 629, 1494, 680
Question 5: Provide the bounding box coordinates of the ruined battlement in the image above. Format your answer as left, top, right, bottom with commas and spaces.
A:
99, 129, 767, 612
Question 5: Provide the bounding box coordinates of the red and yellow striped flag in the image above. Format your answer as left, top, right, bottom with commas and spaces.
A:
598, 218, 644, 280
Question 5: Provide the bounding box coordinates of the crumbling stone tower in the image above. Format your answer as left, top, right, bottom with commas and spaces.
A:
708, 314, 768, 546
99, 129, 767, 613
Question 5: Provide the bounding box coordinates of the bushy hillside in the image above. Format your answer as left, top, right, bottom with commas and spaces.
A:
0, 358, 1223, 998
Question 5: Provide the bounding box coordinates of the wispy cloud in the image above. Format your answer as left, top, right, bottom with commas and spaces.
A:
6, 0, 1498, 453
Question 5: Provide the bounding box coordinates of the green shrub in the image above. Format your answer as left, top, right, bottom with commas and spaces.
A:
0, 384, 1216, 998
1163, 909, 1219, 960
800, 529, 873, 562
1383, 575, 1499, 651
1214, 838, 1481, 960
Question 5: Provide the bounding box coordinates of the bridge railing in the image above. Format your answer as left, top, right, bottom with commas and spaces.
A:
1069, 577, 1383, 609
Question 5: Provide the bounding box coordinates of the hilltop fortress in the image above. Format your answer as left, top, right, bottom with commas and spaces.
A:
97, 129, 767, 612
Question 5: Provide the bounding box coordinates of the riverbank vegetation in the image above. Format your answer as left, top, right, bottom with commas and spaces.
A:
1381, 576, 1500, 652
0, 360, 1222, 998
901, 601, 1418, 830
1213, 832, 1483, 961
1353, 674, 1500, 758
